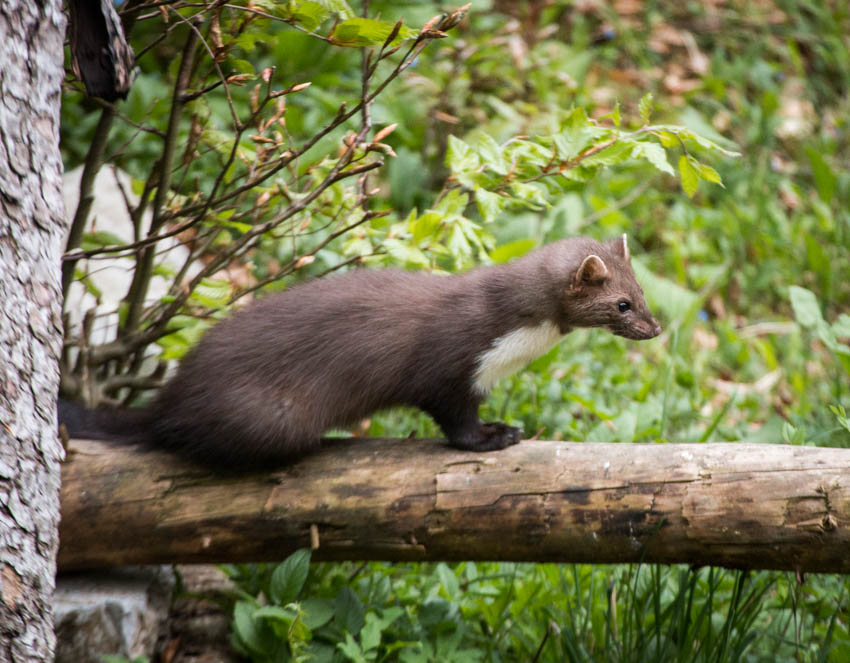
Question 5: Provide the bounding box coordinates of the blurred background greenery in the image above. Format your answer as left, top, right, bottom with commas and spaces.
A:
62, 0, 849, 660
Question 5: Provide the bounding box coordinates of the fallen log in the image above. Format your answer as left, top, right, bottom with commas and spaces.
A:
59, 438, 850, 573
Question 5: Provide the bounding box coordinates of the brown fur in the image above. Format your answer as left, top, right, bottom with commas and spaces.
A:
63, 236, 661, 469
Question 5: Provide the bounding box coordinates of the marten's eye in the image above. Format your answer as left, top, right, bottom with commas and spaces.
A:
618, 301, 631, 313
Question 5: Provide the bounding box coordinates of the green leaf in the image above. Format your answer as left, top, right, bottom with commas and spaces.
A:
474, 189, 504, 223
335, 586, 365, 636
509, 181, 549, 208
436, 563, 459, 598
301, 598, 335, 630
337, 632, 367, 663
652, 125, 741, 157
446, 135, 480, 173
474, 133, 507, 174
612, 101, 621, 128
639, 92, 653, 124
447, 221, 472, 266
789, 286, 823, 329
289, 1, 331, 31
631, 141, 674, 175
384, 238, 430, 268
253, 605, 299, 623
80, 230, 126, 251
269, 548, 311, 605
411, 211, 442, 243
360, 612, 384, 652
553, 107, 602, 158
234, 32, 262, 52
679, 155, 699, 197
489, 239, 535, 264
696, 161, 724, 186
313, 0, 355, 19
232, 600, 268, 656
832, 314, 850, 339
332, 18, 416, 47
805, 147, 836, 202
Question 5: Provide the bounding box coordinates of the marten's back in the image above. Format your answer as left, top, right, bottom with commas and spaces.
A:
150, 268, 489, 466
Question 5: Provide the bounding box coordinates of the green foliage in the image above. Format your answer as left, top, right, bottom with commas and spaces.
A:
226, 553, 850, 663
62, 0, 850, 659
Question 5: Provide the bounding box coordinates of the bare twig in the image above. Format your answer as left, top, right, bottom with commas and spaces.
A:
62, 108, 116, 298
121, 16, 202, 333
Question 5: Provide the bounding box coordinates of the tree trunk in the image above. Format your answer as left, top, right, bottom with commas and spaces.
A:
59, 438, 850, 573
0, 3, 67, 662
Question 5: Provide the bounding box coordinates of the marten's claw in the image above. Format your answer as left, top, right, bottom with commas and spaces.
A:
479, 422, 523, 449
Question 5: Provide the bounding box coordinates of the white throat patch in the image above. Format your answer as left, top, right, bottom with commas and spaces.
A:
473, 320, 562, 394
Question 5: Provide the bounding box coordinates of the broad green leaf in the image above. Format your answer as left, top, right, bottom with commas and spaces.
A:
447, 221, 471, 265
289, 1, 331, 31
679, 155, 699, 197
335, 586, 365, 636
313, 0, 355, 19
331, 18, 416, 47
474, 189, 504, 223
580, 141, 634, 168
553, 107, 603, 158
489, 239, 535, 264
253, 605, 299, 623
436, 188, 469, 217
269, 548, 311, 605
446, 135, 480, 173
360, 612, 384, 652
631, 141, 674, 175
384, 238, 430, 267
436, 563, 459, 597
789, 286, 823, 328
234, 32, 262, 52
411, 211, 442, 243
696, 161, 724, 186
230, 58, 255, 75
474, 133, 507, 174
301, 599, 335, 630
509, 181, 548, 208
232, 600, 267, 656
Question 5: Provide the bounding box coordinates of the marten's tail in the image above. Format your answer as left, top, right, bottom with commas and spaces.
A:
58, 398, 153, 446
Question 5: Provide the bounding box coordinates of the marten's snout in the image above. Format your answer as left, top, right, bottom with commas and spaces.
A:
611, 315, 662, 340
635, 316, 662, 340
647, 319, 662, 339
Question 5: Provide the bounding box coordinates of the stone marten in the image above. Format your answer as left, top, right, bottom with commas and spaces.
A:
60, 235, 661, 469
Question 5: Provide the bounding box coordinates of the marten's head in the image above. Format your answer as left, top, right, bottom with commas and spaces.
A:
561, 235, 661, 340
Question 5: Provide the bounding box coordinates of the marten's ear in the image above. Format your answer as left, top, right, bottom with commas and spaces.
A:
609, 233, 630, 261
574, 254, 609, 288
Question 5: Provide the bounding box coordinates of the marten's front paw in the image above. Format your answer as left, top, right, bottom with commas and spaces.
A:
478, 422, 523, 450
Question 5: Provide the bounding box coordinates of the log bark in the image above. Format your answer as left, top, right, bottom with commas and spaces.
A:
58, 438, 850, 573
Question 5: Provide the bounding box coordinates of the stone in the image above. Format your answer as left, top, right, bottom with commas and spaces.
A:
54, 566, 175, 663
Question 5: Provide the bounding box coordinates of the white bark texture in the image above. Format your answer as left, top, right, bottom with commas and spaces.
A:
0, 1, 67, 662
